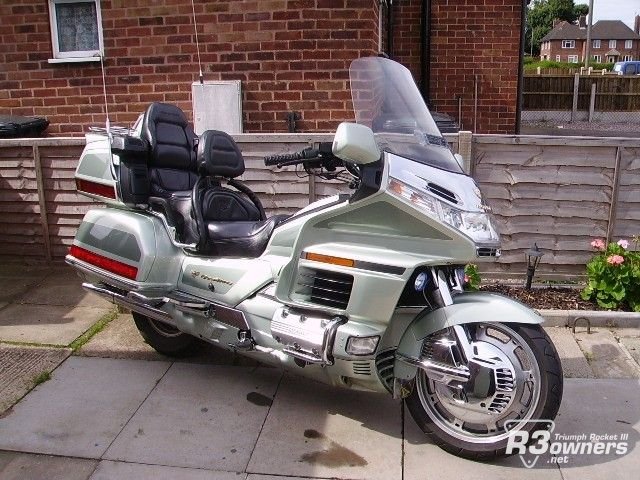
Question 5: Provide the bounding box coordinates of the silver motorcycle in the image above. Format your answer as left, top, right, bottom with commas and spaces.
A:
67, 56, 563, 459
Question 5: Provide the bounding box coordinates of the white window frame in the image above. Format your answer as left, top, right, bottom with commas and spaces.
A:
592, 54, 601, 63
568, 55, 579, 63
625, 40, 633, 49
48, 0, 104, 63
556, 55, 561, 62
562, 40, 575, 49
593, 39, 601, 49
623, 55, 633, 61
609, 39, 617, 49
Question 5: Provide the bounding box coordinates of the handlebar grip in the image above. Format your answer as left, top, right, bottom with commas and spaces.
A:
264, 152, 300, 166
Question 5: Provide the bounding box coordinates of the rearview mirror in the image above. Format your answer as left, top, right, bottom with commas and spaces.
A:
332, 122, 380, 165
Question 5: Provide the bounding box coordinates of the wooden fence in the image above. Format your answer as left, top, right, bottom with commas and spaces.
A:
1, 133, 638, 280
523, 75, 640, 111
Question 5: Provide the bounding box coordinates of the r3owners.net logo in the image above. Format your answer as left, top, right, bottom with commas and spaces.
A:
505, 420, 630, 468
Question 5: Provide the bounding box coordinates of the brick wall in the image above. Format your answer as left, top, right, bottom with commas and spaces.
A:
391, 0, 523, 134
1, 0, 379, 135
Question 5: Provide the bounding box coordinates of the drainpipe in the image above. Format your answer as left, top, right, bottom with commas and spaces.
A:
515, 0, 530, 134
420, 0, 432, 105
387, 0, 394, 57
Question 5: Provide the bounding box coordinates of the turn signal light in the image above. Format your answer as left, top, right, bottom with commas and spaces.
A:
76, 178, 116, 199
69, 245, 138, 280
303, 252, 355, 268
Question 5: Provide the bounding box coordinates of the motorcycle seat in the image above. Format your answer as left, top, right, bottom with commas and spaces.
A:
192, 129, 286, 256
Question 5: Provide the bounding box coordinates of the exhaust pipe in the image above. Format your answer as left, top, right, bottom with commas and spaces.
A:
82, 282, 175, 325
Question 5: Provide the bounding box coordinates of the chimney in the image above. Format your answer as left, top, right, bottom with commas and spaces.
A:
635, 15, 640, 35
553, 18, 561, 28
578, 15, 586, 29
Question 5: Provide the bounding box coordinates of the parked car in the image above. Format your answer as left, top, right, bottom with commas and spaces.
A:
613, 61, 640, 75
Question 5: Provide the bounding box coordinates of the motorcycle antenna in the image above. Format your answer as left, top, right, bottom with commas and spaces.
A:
96, 52, 111, 138
190, 0, 204, 84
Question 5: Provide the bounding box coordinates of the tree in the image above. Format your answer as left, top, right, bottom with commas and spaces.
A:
525, 0, 590, 56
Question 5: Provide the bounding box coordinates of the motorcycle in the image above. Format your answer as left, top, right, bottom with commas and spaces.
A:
67, 56, 563, 459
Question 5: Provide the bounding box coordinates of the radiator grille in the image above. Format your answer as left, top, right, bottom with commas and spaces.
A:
352, 361, 372, 376
295, 268, 353, 310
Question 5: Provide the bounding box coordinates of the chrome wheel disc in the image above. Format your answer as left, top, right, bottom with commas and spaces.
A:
416, 323, 541, 444
148, 319, 182, 338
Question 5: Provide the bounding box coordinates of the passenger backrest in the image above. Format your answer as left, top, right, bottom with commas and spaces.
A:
142, 102, 197, 197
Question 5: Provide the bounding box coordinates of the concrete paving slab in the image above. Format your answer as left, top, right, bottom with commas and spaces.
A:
0, 304, 111, 346
0, 302, 7, 311
619, 337, 640, 366
247, 476, 322, 480
247, 374, 402, 480
0, 344, 71, 413
609, 327, 640, 338
544, 327, 594, 378
555, 379, 640, 480
90, 460, 246, 480
78, 314, 258, 366
0, 357, 170, 458
78, 314, 167, 361
104, 363, 281, 471
14, 274, 111, 309
575, 330, 640, 378
403, 412, 562, 480
0, 451, 98, 480
0, 278, 40, 303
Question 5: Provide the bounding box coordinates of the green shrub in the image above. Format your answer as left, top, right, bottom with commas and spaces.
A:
464, 264, 481, 291
524, 60, 613, 71
581, 237, 640, 311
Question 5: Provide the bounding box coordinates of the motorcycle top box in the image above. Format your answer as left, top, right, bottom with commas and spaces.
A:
67, 56, 562, 460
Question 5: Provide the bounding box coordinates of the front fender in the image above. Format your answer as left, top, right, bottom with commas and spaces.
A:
394, 292, 544, 380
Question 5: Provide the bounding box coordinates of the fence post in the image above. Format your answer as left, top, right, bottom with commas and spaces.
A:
32, 145, 52, 262
457, 131, 473, 174
606, 146, 622, 244
588, 82, 596, 122
571, 73, 580, 123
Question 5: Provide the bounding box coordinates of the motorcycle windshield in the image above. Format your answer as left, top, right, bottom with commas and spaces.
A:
349, 56, 463, 174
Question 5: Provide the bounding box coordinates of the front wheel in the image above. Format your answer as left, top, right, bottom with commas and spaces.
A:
132, 312, 200, 357
406, 323, 563, 460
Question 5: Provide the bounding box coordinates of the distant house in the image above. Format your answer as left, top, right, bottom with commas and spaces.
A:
540, 16, 640, 63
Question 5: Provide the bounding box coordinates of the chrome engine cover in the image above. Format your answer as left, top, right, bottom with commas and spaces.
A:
270, 307, 345, 364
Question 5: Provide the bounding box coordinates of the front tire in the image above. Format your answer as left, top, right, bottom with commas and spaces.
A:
132, 312, 200, 357
406, 323, 563, 460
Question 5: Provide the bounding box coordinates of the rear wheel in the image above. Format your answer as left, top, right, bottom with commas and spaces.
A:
132, 312, 200, 357
406, 323, 563, 460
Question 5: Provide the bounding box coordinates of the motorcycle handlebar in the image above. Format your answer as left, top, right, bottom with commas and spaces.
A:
264, 143, 333, 167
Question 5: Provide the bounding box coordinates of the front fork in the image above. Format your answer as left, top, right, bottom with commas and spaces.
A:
392, 265, 544, 399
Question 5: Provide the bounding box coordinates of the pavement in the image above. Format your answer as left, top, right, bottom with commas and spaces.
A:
0, 264, 639, 480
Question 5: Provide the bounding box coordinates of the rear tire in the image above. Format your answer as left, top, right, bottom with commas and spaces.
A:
132, 312, 200, 357
406, 323, 563, 460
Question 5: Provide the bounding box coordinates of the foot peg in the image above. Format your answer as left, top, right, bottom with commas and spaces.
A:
229, 330, 255, 351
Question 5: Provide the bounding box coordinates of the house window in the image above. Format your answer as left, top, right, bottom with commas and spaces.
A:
556, 55, 561, 61
625, 40, 633, 49
593, 39, 601, 49
592, 55, 601, 63
562, 40, 575, 48
48, 0, 103, 62
568, 55, 579, 63
609, 39, 616, 49
623, 55, 633, 61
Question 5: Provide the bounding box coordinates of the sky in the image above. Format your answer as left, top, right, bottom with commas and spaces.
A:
575, 0, 640, 28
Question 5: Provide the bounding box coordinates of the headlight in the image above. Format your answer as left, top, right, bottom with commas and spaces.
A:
388, 176, 499, 244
